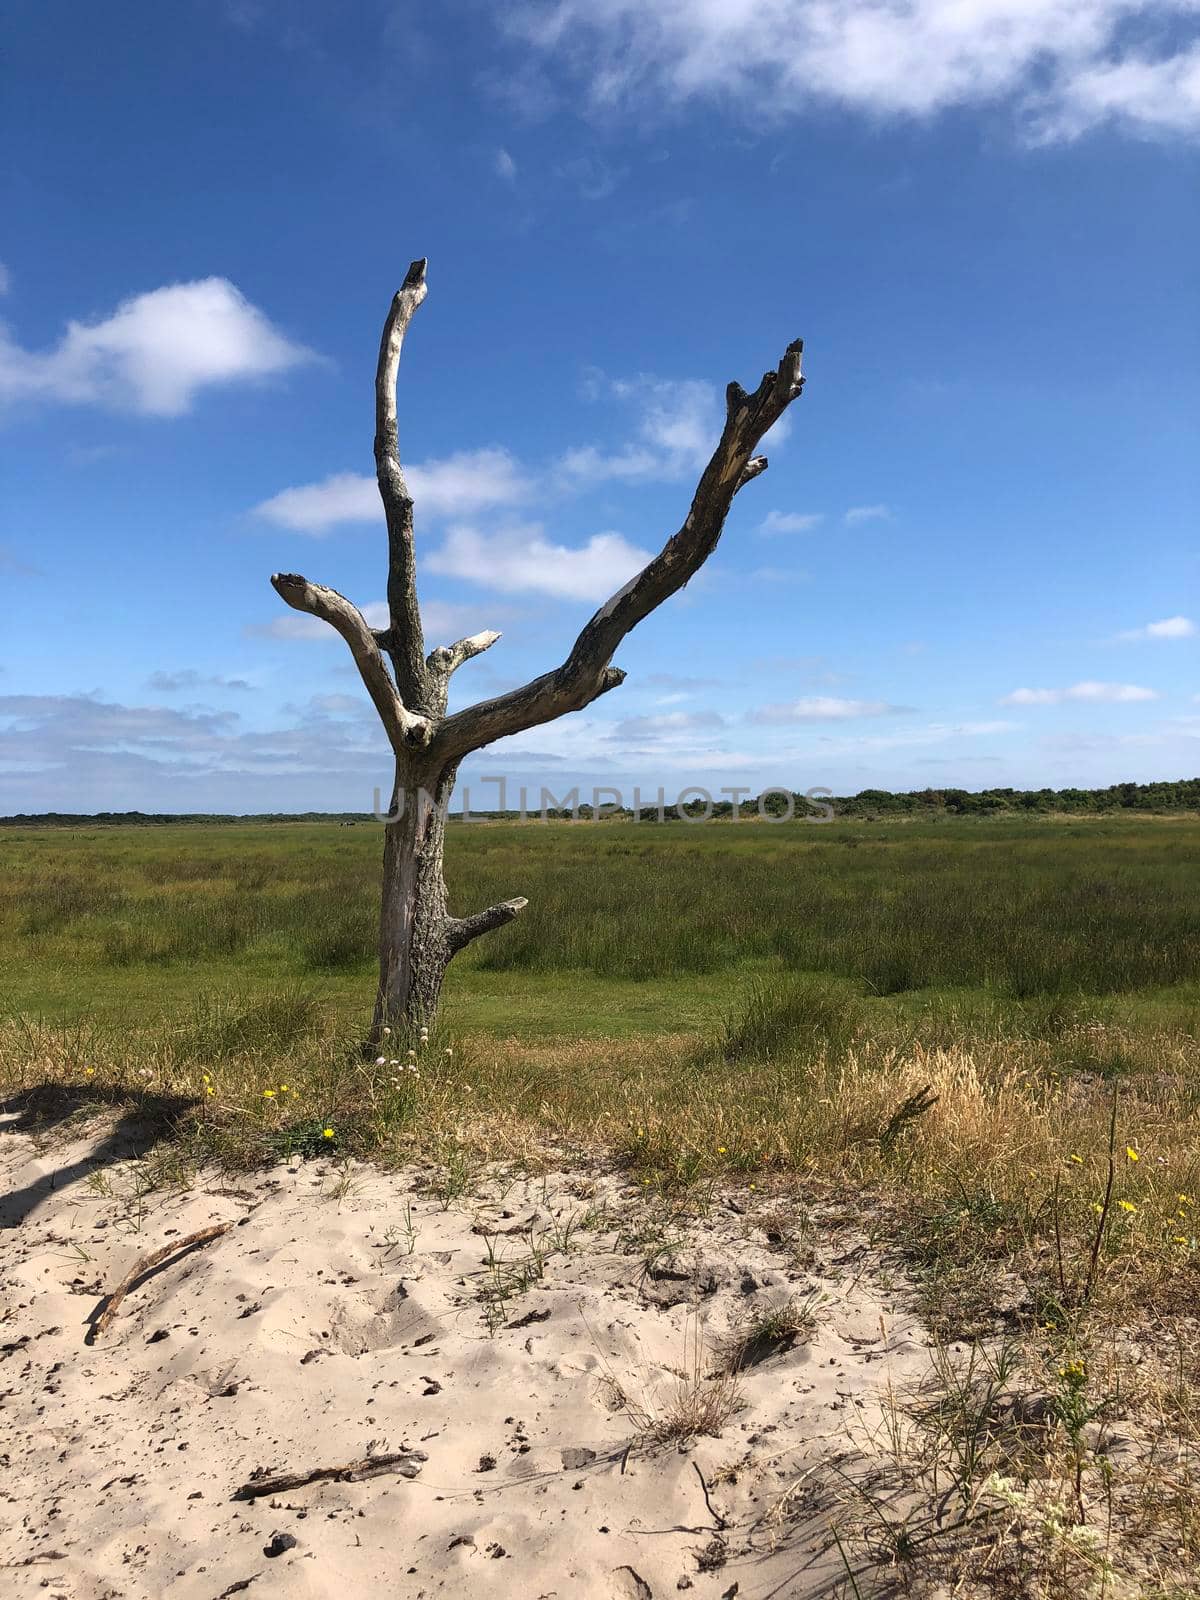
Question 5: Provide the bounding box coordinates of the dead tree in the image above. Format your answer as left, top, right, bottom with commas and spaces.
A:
271, 260, 804, 1039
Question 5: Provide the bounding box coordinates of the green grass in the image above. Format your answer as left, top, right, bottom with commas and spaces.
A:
2, 815, 1198, 1035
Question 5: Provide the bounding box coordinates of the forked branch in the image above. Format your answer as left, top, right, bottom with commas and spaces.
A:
435, 340, 803, 760
271, 573, 433, 749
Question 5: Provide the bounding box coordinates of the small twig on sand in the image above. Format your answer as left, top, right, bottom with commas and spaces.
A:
87, 1223, 232, 1342
233, 1451, 428, 1501
694, 1461, 727, 1530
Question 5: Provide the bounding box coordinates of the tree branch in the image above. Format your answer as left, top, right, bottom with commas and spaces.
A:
446, 896, 528, 954
271, 573, 433, 750
427, 630, 502, 680
375, 258, 430, 709
435, 340, 803, 760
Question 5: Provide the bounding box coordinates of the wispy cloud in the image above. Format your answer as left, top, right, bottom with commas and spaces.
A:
560, 370, 793, 488
555, 154, 626, 200
1001, 681, 1159, 706
749, 695, 911, 724
494, 146, 518, 181
749, 565, 810, 585
427, 523, 651, 601
0, 262, 10, 297
609, 710, 726, 743
146, 670, 252, 693
0, 279, 313, 417
252, 448, 531, 533
506, 1, 1200, 142
758, 509, 823, 537
1116, 615, 1196, 642
844, 503, 891, 526
0, 690, 399, 813
559, 376, 720, 484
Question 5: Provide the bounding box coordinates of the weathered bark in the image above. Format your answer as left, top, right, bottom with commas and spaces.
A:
268, 258, 805, 1039
373, 760, 454, 1034
372, 756, 526, 1034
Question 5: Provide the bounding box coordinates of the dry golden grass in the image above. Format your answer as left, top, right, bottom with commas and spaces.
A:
596, 1320, 746, 1448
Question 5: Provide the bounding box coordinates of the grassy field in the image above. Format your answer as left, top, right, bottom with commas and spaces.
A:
4, 813, 1198, 1028
4, 810, 1199, 1304
4, 813, 1200, 1591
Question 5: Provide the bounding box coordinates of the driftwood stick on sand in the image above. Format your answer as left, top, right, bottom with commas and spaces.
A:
233, 1451, 428, 1501
87, 1223, 232, 1342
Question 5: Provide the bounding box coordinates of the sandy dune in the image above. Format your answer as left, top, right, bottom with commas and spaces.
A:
1, 1126, 936, 1599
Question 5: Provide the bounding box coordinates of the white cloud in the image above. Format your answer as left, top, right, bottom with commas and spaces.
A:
749, 565, 810, 584
560, 376, 720, 484
495, 146, 518, 180
146, 669, 252, 692
610, 710, 726, 743
0, 263, 10, 296
253, 472, 376, 532
408, 449, 532, 518
1117, 615, 1196, 641
758, 509, 824, 536
560, 373, 795, 487
844, 503, 891, 525
508, 1, 1200, 141
749, 695, 909, 723
1036, 42, 1200, 140
427, 523, 651, 601
0, 279, 313, 417
252, 448, 531, 533
1001, 681, 1159, 705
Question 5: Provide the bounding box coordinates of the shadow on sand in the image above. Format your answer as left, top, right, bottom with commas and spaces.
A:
0, 1083, 197, 1228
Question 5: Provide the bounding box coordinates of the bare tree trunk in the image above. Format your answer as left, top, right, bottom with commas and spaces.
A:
373, 761, 453, 1036
373, 760, 526, 1037
269, 258, 806, 1042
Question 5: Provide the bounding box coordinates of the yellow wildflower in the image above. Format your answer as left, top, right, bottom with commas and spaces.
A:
1126, 1147, 1139, 1163
1118, 1199, 1137, 1214
262, 1089, 276, 1099
322, 1127, 334, 1139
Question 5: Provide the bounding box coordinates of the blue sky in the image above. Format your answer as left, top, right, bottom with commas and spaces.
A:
1, 0, 1197, 814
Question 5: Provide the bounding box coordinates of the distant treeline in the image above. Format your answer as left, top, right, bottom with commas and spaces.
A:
2, 778, 1198, 827
795, 777, 1200, 820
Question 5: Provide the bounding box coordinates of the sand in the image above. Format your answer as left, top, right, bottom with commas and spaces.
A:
1, 1124, 937, 1599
